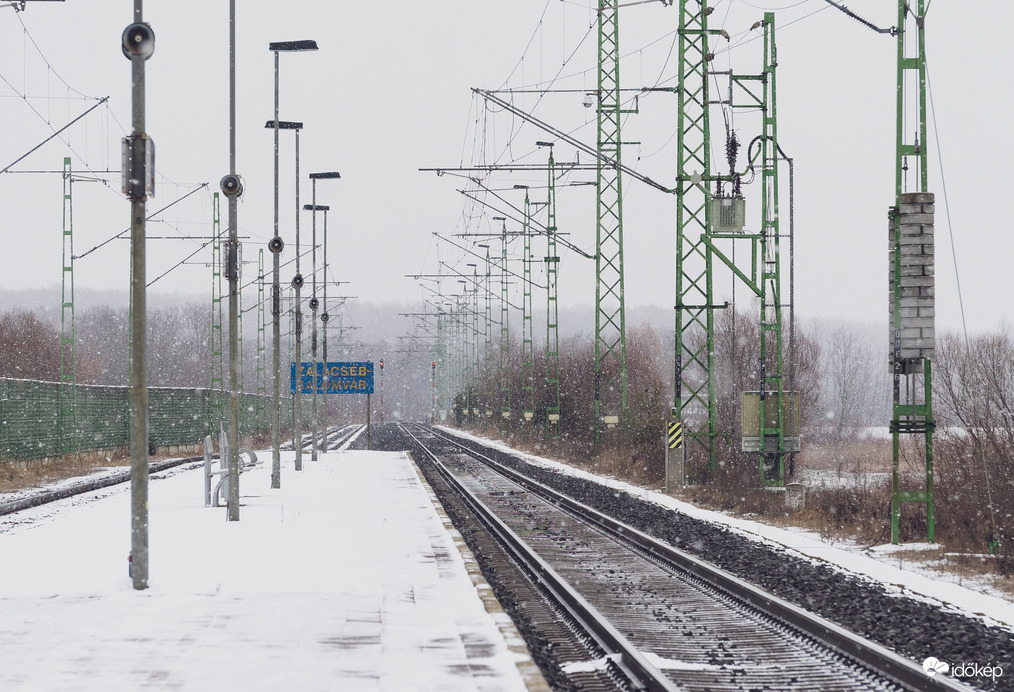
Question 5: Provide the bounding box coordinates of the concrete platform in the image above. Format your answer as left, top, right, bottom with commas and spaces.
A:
0, 449, 547, 691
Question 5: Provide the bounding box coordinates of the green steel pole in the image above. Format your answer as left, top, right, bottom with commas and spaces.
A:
758, 14, 786, 486
257, 249, 266, 432
675, 0, 716, 477
59, 156, 77, 462
211, 193, 224, 416
891, 0, 933, 543
522, 189, 534, 428
594, 0, 627, 450
545, 147, 561, 439
500, 219, 511, 434
484, 245, 494, 420
226, 0, 241, 522
126, 0, 153, 586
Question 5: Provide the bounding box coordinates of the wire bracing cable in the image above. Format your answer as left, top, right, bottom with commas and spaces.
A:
925, 58, 968, 348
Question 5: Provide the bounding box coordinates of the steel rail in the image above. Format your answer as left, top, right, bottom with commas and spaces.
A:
401, 423, 680, 692
429, 426, 975, 692
3, 424, 365, 517
0, 455, 202, 517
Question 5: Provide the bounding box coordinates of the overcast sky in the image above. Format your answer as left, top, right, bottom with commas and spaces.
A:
1, 1, 1011, 338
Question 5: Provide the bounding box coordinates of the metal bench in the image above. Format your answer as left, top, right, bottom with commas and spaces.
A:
204, 432, 258, 508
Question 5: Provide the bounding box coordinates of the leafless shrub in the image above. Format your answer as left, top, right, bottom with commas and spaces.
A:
0, 309, 61, 380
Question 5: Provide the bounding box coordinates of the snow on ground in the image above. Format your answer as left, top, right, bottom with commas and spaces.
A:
0, 465, 130, 505
0, 449, 533, 691
439, 427, 1014, 632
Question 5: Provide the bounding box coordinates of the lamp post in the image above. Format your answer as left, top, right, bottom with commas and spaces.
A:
267, 37, 314, 474
268, 38, 317, 479
321, 204, 331, 443
223, 0, 243, 521
122, 3, 155, 589
303, 201, 330, 450
265, 119, 303, 485
307, 171, 340, 458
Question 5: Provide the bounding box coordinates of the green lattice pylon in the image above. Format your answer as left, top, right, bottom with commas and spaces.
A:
471, 264, 480, 424
211, 192, 224, 416
890, 0, 934, 544
522, 190, 535, 428
435, 303, 448, 420
499, 218, 511, 433
544, 147, 561, 439
674, 0, 717, 477
594, 0, 628, 449
257, 249, 266, 430
238, 249, 244, 397
484, 244, 495, 419
756, 15, 786, 485
59, 157, 77, 460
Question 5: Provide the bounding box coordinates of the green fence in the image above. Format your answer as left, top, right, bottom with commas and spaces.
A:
0, 377, 304, 461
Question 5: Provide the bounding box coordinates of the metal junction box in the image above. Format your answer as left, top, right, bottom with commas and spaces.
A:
741, 391, 801, 452
710, 196, 746, 232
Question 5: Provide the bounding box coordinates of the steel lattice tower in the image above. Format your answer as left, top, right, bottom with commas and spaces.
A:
674, 0, 716, 475
522, 190, 535, 427
890, 0, 934, 543
484, 245, 495, 419
756, 17, 787, 485
499, 219, 511, 432
238, 259, 244, 397
471, 264, 480, 424
257, 249, 266, 429
594, 0, 627, 448
59, 157, 77, 461
211, 192, 224, 416
545, 149, 561, 438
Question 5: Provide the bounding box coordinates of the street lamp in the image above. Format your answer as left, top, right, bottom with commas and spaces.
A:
265, 119, 304, 470
303, 201, 330, 452
307, 171, 340, 458
268, 38, 316, 482
123, 4, 155, 589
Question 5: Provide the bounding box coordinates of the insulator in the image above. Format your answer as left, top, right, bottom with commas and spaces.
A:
725, 131, 740, 177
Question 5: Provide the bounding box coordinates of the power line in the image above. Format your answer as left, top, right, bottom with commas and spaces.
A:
926, 58, 968, 346
14, 8, 94, 99
0, 95, 108, 174
74, 183, 209, 260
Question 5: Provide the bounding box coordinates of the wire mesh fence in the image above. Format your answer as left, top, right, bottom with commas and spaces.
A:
0, 377, 302, 462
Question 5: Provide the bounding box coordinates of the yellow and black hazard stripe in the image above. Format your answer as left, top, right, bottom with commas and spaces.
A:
668, 421, 683, 449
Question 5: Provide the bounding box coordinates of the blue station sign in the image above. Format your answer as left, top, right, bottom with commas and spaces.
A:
290, 361, 374, 394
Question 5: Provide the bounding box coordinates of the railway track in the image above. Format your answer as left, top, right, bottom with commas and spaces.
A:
0, 454, 202, 519
280, 423, 363, 452
400, 422, 975, 692
2, 424, 364, 520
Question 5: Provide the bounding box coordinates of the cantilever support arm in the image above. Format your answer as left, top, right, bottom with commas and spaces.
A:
473, 88, 673, 194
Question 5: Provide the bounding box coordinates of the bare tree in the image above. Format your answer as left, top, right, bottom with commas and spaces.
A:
0, 309, 61, 380
816, 324, 881, 441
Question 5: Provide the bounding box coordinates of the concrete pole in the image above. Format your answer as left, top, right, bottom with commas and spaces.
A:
226, 0, 240, 521
128, 0, 150, 589
310, 179, 319, 461
270, 50, 281, 490
293, 129, 303, 471
321, 208, 328, 450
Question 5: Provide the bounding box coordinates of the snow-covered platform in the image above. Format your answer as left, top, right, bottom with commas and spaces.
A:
0, 449, 546, 691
